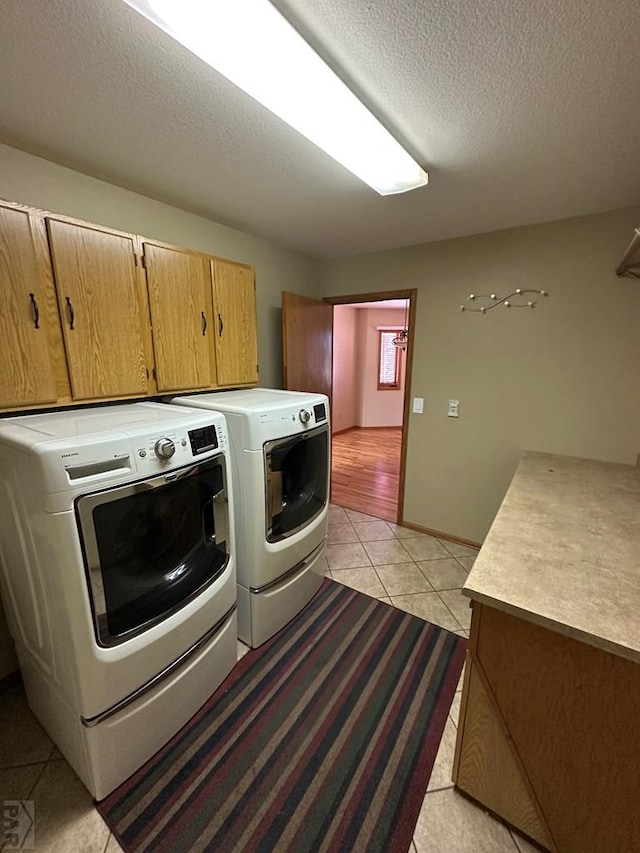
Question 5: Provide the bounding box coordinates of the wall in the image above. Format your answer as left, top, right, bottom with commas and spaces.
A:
0, 143, 320, 390
0, 143, 321, 679
321, 207, 640, 543
332, 305, 358, 433
356, 308, 406, 427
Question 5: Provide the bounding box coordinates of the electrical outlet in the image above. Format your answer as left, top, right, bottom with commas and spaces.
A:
448, 399, 459, 418
412, 397, 424, 414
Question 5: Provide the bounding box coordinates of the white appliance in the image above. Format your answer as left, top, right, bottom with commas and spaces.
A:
0, 402, 237, 799
171, 389, 329, 647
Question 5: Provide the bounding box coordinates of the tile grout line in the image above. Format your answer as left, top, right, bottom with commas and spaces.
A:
372, 565, 392, 599
422, 782, 456, 795
434, 590, 465, 633
0, 757, 55, 771
26, 759, 48, 800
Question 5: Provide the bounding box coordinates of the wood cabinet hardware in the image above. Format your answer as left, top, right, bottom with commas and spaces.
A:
29, 292, 40, 329
65, 296, 75, 330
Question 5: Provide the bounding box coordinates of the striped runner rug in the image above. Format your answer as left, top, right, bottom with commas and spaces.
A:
98, 579, 466, 853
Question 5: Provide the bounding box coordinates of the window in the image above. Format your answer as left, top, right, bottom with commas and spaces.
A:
378, 331, 402, 390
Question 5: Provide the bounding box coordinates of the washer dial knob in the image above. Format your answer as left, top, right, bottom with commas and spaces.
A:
299, 409, 311, 424
154, 438, 176, 459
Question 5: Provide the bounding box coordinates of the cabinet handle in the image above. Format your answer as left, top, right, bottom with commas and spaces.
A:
201, 311, 207, 336
29, 293, 40, 329
218, 313, 223, 337
65, 296, 75, 330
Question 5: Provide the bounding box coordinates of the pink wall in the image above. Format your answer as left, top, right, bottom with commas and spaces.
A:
331, 305, 358, 433
357, 308, 406, 427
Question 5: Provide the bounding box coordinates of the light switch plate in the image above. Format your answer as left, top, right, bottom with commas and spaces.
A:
448, 399, 459, 418
412, 397, 424, 414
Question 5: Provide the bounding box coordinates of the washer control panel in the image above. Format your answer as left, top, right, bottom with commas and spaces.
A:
133, 420, 227, 469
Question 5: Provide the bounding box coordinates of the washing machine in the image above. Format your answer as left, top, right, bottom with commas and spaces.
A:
0, 402, 237, 799
170, 389, 329, 647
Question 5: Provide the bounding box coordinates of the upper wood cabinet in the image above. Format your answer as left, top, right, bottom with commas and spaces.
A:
46, 219, 151, 400
0, 206, 70, 408
211, 259, 258, 387
143, 242, 216, 393
0, 200, 259, 413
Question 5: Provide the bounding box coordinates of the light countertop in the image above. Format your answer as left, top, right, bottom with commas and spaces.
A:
463, 451, 640, 663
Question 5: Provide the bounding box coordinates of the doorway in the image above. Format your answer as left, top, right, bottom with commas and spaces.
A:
330, 298, 410, 521
282, 289, 416, 524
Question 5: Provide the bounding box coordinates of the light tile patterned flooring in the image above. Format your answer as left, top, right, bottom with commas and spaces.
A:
0, 503, 538, 852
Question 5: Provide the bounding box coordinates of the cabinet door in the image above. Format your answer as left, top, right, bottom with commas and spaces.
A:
144, 243, 215, 392
0, 207, 68, 408
211, 259, 258, 387
47, 219, 150, 400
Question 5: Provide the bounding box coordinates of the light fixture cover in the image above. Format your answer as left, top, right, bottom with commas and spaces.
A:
122, 0, 429, 195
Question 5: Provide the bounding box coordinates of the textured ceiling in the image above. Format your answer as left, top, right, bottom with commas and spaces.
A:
0, 0, 638, 257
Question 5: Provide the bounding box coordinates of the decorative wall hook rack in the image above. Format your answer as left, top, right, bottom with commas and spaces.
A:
460, 289, 549, 313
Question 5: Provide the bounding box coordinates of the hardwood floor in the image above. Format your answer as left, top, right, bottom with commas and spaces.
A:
330, 427, 402, 521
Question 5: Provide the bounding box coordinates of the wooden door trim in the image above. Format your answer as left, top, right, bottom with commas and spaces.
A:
322, 289, 417, 525
323, 289, 415, 305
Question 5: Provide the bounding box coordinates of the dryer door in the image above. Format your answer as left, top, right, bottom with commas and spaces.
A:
76, 456, 229, 646
265, 425, 328, 542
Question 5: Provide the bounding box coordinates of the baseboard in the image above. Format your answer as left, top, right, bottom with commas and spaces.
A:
398, 519, 481, 550
333, 425, 403, 434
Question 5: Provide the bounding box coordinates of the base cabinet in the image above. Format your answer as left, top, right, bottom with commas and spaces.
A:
453, 603, 640, 853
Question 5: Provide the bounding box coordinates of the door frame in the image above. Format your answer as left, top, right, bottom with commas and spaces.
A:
323, 289, 417, 524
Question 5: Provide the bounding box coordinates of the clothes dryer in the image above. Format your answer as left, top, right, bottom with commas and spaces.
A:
170, 389, 329, 646
0, 402, 236, 799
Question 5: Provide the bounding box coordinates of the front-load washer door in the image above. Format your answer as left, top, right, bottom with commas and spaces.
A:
76, 457, 230, 646
265, 424, 328, 542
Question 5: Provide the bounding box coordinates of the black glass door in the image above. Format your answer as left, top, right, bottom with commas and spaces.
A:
265, 425, 328, 542
76, 457, 229, 646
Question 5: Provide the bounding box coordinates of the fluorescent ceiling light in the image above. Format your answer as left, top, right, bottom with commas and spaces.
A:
122, 0, 429, 195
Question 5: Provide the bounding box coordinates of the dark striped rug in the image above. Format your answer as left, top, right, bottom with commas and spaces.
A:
98, 579, 466, 853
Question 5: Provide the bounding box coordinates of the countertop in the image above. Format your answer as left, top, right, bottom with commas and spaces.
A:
463, 451, 640, 663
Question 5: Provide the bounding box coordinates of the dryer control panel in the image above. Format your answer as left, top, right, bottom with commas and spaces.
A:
0, 403, 231, 514
312, 402, 327, 423
188, 424, 219, 455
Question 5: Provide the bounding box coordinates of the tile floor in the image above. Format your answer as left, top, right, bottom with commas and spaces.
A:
0, 503, 539, 852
